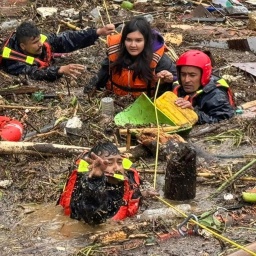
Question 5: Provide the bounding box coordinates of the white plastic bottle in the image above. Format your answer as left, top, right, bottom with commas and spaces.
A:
137, 204, 191, 221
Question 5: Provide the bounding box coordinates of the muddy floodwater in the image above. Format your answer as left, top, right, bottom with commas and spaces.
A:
0, 177, 216, 256
1, 136, 256, 256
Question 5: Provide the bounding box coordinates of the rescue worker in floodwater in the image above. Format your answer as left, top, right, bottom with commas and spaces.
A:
172, 50, 236, 124
84, 16, 177, 98
58, 141, 158, 225
0, 21, 115, 81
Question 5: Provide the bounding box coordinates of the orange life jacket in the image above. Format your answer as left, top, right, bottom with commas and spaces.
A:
106, 33, 165, 97
58, 160, 141, 220
173, 80, 235, 107
0, 33, 52, 68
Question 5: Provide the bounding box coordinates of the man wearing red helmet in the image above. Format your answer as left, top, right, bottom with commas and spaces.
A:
172, 50, 235, 124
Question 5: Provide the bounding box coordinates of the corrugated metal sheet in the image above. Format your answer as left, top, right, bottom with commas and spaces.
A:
231, 62, 256, 77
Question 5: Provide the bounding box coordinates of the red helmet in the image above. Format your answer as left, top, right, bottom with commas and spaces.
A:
176, 50, 212, 86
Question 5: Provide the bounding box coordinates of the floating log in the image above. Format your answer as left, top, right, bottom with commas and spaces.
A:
0, 86, 39, 96
0, 141, 131, 156
119, 126, 181, 136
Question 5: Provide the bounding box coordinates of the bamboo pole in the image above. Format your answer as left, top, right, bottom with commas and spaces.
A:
210, 158, 256, 198
227, 241, 256, 256
0, 105, 48, 110
119, 126, 181, 135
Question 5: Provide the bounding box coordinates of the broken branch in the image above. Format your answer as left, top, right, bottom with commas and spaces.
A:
0, 86, 39, 96
0, 105, 48, 110
210, 158, 256, 198
119, 126, 181, 136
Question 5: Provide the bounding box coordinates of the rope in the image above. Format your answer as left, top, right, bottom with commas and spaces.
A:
153, 78, 161, 189
157, 196, 256, 255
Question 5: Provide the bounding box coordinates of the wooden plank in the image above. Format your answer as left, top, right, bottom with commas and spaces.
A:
241, 100, 256, 110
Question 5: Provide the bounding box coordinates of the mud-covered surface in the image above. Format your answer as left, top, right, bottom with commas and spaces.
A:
1, 0, 256, 255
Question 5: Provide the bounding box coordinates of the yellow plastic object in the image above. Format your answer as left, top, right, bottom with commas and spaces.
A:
242, 190, 256, 203
155, 92, 198, 126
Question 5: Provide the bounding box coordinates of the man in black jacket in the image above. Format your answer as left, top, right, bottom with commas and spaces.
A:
1, 21, 115, 81
173, 50, 235, 124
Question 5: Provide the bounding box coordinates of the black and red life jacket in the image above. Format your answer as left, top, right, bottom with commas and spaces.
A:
58, 159, 141, 220
0, 33, 52, 68
173, 78, 235, 107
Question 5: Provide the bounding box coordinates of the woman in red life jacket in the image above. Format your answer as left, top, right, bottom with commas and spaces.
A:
1, 21, 115, 81
84, 16, 177, 98
58, 141, 158, 225
173, 50, 235, 124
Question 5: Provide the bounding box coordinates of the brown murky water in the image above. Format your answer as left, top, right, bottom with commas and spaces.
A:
1, 178, 216, 256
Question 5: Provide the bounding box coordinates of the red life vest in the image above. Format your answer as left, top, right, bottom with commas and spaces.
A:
58, 161, 141, 220
106, 33, 166, 97
0, 33, 52, 68
173, 79, 235, 107
112, 168, 141, 220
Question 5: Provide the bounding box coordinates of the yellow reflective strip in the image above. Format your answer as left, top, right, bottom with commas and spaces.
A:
217, 78, 229, 88
122, 158, 133, 169
2, 47, 11, 58
196, 89, 203, 94
77, 159, 89, 172
40, 34, 47, 43
113, 173, 125, 181
26, 56, 34, 65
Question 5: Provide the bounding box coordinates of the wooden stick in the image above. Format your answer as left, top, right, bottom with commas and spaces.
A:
227, 241, 256, 256
103, 0, 111, 24
139, 169, 216, 177
187, 0, 209, 6
59, 20, 81, 31
210, 158, 256, 198
241, 100, 256, 110
0, 71, 12, 79
0, 141, 133, 156
0, 105, 48, 110
126, 131, 131, 150
119, 126, 181, 135
0, 86, 39, 96
98, 7, 105, 26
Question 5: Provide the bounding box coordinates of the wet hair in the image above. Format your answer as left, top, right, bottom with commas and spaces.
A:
88, 141, 120, 158
111, 16, 153, 83
16, 21, 40, 44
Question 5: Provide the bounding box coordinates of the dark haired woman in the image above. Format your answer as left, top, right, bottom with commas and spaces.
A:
84, 16, 176, 98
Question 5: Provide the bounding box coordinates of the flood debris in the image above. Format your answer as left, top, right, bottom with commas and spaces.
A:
36, 7, 58, 18
201, 37, 256, 54
231, 62, 256, 77
1, 0, 256, 255
210, 158, 256, 198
